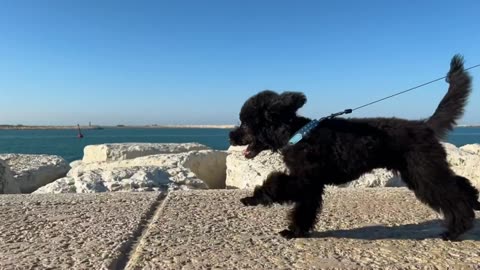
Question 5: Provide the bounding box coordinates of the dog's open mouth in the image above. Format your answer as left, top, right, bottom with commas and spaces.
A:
242, 145, 256, 159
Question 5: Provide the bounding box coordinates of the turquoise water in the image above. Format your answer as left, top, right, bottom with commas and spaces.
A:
446, 127, 480, 146
0, 127, 478, 162
0, 128, 231, 162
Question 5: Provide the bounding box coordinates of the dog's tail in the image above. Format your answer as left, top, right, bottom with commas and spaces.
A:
425, 55, 472, 139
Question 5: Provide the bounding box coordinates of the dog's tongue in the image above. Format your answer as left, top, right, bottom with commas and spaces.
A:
243, 148, 251, 157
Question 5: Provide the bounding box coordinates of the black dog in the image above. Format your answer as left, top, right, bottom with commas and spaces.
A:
230, 55, 480, 241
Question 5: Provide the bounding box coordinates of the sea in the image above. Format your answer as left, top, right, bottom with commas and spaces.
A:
0, 127, 479, 163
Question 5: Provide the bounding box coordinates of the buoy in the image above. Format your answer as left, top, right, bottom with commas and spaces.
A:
77, 124, 84, 139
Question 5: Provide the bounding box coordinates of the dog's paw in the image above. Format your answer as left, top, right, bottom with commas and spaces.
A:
240, 196, 259, 206
440, 231, 461, 242
279, 229, 308, 239
240, 193, 273, 206
279, 229, 296, 239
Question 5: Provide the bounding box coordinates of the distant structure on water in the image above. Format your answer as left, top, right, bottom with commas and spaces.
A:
77, 124, 84, 139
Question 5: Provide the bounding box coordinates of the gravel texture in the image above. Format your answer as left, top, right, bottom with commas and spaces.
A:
127, 188, 480, 269
0, 192, 163, 269
1, 188, 479, 269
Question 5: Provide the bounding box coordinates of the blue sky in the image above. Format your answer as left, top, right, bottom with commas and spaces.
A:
1, 0, 479, 125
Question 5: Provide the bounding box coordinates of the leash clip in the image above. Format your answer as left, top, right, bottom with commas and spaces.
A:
288, 108, 352, 145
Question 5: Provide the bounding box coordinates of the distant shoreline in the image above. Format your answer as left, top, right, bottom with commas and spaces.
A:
1, 124, 478, 130
456, 125, 480, 128
0, 124, 236, 130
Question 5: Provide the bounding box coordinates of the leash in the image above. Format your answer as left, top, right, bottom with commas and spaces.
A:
288, 63, 480, 145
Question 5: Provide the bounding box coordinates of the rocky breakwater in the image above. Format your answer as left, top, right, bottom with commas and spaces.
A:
2, 142, 479, 195
0, 154, 69, 194
34, 143, 228, 193
0, 159, 20, 194
226, 143, 480, 190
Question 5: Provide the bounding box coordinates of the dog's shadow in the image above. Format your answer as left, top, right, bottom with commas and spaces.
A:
310, 219, 480, 241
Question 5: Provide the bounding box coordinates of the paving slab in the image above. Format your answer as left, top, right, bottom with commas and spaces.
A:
127, 188, 480, 269
0, 192, 164, 269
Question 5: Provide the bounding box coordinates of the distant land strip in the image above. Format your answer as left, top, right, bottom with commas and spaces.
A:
1, 124, 478, 130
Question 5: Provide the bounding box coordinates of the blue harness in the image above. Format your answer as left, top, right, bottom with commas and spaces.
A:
288, 109, 352, 145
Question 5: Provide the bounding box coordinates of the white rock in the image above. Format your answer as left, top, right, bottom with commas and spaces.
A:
339, 169, 404, 188
82, 143, 210, 163
225, 143, 480, 190
0, 159, 20, 194
460, 143, 480, 155
0, 154, 70, 193
69, 160, 83, 169
226, 146, 288, 189
35, 166, 176, 193
443, 143, 480, 189
183, 150, 228, 189
34, 149, 227, 193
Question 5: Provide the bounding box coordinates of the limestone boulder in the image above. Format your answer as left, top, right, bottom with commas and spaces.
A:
69, 160, 83, 169
34, 149, 227, 193
460, 143, 480, 155
34, 166, 182, 193
339, 169, 404, 188
225, 143, 480, 190
82, 143, 210, 163
183, 150, 228, 189
0, 154, 70, 193
0, 159, 20, 194
226, 146, 288, 189
443, 143, 480, 189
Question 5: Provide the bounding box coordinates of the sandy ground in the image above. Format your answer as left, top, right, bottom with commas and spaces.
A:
1, 188, 479, 269
128, 188, 480, 269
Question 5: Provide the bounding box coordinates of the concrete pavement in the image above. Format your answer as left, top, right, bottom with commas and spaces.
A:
1, 188, 479, 269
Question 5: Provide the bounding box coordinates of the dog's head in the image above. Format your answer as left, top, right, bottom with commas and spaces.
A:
229, 90, 307, 159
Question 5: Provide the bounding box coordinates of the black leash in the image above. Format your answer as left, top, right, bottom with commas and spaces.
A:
328, 63, 480, 119
289, 63, 480, 145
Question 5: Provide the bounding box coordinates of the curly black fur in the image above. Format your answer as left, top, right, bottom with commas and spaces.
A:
230, 55, 479, 241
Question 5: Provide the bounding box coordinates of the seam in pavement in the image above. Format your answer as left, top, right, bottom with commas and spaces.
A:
122, 191, 173, 270
110, 192, 169, 270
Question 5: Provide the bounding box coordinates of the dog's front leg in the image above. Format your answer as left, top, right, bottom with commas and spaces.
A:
240, 185, 274, 206
280, 184, 325, 239
240, 172, 325, 239
240, 172, 297, 206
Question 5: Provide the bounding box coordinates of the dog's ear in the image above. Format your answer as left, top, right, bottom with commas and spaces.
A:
271, 92, 307, 113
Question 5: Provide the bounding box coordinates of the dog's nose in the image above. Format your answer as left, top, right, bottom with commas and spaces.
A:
229, 130, 236, 140
229, 133, 239, 146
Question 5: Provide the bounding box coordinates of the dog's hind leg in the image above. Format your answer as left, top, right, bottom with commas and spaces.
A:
400, 158, 475, 241
240, 172, 301, 206
454, 175, 480, 211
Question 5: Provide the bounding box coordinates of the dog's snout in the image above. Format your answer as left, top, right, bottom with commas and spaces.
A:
229, 129, 240, 145
229, 127, 249, 146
